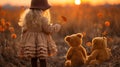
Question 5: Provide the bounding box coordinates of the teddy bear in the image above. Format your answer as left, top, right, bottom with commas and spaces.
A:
86, 37, 112, 65
64, 33, 87, 67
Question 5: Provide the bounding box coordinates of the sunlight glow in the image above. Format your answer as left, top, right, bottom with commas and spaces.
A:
0, 0, 120, 6
75, 0, 81, 5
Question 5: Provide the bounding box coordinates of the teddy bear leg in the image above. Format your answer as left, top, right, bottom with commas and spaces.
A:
89, 60, 100, 65
65, 60, 71, 67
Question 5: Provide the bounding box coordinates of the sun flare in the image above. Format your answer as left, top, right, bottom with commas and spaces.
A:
75, 0, 81, 5
0, 0, 120, 6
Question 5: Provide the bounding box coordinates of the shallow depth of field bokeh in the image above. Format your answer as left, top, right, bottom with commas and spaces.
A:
0, 1, 120, 67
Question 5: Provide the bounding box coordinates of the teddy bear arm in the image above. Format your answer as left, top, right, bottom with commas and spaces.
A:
86, 50, 99, 64
82, 47, 87, 59
106, 48, 112, 56
105, 48, 112, 60
66, 48, 73, 60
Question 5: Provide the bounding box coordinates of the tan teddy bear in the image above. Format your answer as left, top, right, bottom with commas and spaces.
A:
64, 33, 87, 67
86, 37, 112, 65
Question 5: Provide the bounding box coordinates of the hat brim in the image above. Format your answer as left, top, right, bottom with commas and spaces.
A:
30, 5, 51, 11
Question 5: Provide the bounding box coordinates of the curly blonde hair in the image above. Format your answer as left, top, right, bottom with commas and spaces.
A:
18, 9, 51, 28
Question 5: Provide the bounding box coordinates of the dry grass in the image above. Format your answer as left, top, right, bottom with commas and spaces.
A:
0, 4, 120, 67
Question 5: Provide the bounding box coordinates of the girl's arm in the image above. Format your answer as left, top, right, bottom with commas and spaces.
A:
42, 17, 61, 34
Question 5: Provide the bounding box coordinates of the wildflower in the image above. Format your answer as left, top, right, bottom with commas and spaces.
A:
82, 32, 86, 37
102, 31, 107, 36
11, 33, 17, 39
97, 12, 103, 19
86, 42, 92, 47
6, 21, 11, 27
1, 18, 5, 26
61, 16, 67, 22
105, 21, 110, 27
9, 27, 14, 33
0, 25, 4, 32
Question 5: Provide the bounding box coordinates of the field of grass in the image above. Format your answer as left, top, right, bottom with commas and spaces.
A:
0, 4, 120, 67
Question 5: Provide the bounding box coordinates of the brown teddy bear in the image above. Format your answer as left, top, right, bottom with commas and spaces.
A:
86, 37, 112, 65
64, 33, 87, 67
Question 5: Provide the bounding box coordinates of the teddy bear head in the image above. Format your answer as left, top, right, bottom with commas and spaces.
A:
92, 37, 107, 50
64, 33, 83, 47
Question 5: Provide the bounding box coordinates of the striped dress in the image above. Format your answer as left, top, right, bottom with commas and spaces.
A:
18, 17, 61, 59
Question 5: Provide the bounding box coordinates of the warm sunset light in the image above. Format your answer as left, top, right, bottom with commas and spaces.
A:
0, 0, 120, 6
75, 0, 81, 5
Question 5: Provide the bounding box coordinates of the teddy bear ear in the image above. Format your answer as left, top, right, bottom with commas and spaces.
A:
76, 33, 83, 38
64, 36, 71, 42
103, 37, 107, 40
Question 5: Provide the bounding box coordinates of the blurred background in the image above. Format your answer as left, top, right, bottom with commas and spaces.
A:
0, 0, 120, 67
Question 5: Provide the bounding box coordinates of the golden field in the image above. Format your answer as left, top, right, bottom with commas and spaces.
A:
0, 4, 120, 67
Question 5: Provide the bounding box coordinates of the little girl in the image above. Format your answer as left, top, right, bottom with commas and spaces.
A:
18, 0, 61, 67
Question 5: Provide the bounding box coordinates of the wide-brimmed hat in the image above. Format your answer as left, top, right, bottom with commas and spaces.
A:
30, 0, 51, 10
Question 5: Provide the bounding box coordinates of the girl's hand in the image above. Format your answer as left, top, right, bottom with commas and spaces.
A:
53, 24, 61, 32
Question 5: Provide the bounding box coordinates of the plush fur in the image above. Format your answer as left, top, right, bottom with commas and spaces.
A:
86, 37, 112, 65
64, 33, 87, 67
